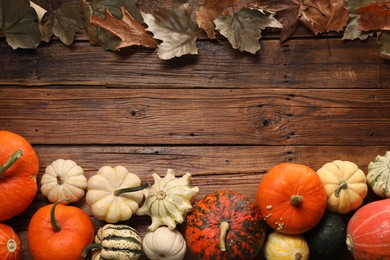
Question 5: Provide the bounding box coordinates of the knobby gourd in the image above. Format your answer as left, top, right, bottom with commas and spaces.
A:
317, 160, 367, 214
136, 169, 199, 231
82, 224, 142, 260
263, 231, 309, 260
0, 130, 39, 221
41, 159, 87, 203
367, 151, 390, 198
0, 223, 22, 260
257, 163, 327, 234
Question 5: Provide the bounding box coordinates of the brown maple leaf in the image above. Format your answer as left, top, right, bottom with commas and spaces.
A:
196, 0, 234, 39
357, 1, 390, 31
91, 5, 157, 50
300, 0, 350, 34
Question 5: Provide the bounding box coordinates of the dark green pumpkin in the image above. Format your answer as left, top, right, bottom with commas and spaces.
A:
304, 211, 346, 255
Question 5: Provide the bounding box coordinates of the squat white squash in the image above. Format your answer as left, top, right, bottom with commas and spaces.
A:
41, 159, 87, 203
367, 151, 390, 198
143, 226, 186, 260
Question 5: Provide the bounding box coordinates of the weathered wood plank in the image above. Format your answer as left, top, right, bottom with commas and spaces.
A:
1, 38, 388, 88
1, 88, 390, 145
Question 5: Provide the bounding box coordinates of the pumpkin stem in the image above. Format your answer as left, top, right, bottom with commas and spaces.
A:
219, 221, 229, 252
82, 243, 103, 257
0, 149, 23, 176
114, 182, 149, 196
51, 198, 72, 232
6, 239, 18, 253
335, 180, 348, 198
295, 252, 302, 260
290, 195, 303, 206
346, 234, 354, 252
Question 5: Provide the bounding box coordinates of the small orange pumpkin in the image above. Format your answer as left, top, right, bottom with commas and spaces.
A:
0, 223, 22, 260
27, 199, 95, 260
0, 130, 39, 221
257, 163, 327, 234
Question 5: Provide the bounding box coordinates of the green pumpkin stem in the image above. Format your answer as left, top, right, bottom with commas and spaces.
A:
290, 195, 303, 206
82, 243, 103, 258
114, 182, 149, 196
335, 180, 348, 198
51, 198, 72, 232
219, 221, 229, 252
0, 149, 23, 176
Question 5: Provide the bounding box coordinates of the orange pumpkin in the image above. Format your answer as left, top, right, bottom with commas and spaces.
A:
27, 199, 95, 260
257, 163, 327, 234
0, 223, 22, 260
0, 130, 39, 221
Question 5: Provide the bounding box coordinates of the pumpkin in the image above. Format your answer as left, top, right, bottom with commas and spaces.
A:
82, 224, 142, 260
317, 160, 367, 214
263, 231, 310, 260
367, 151, 390, 198
346, 198, 390, 259
185, 190, 266, 260
304, 211, 346, 255
136, 169, 199, 231
86, 165, 147, 223
0, 130, 39, 221
143, 226, 187, 260
0, 223, 22, 260
27, 199, 95, 260
257, 163, 327, 234
41, 159, 87, 203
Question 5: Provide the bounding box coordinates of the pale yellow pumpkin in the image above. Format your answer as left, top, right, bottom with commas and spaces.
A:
317, 160, 367, 214
263, 231, 309, 260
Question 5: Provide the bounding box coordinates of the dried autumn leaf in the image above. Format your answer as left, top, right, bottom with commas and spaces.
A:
300, 0, 349, 34
91, 6, 157, 49
196, 0, 233, 39
357, 1, 390, 31
342, 0, 374, 40
141, 1, 201, 60
0, 0, 41, 49
214, 8, 282, 54
378, 30, 390, 60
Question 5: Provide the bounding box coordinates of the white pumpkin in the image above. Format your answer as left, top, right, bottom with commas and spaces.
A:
86, 165, 146, 223
143, 227, 186, 260
368, 151, 390, 198
41, 159, 87, 203
136, 169, 199, 231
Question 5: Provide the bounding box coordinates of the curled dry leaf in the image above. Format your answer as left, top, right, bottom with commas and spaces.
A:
357, 1, 390, 31
378, 31, 390, 60
342, 0, 374, 40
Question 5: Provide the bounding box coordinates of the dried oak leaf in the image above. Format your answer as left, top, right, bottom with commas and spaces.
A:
141, 1, 201, 60
0, 0, 41, 49
357, 1, 390, 31
196, 0, 233, 39
378, 30, 390, 60
342, 0, 374, 40
91, 5, 157, 49
214, 7, 282, 54
300, 0, 350, 35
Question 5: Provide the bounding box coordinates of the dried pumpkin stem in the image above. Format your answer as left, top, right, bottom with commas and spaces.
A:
290, 195, 303, 206
220, 221, 229, 252
295, 252, 302, 260
0, 149, 23, 176
51, 198, 72, 232
335, 180, 348, 198
82, 243, 103, 257
114, 183, 149, 196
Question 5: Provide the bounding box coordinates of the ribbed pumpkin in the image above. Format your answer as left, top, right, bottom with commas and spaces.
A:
185, 190, 266, 260
82, 224, 142, 260
257, 163, 327, 234
368, 151, 390, 198
263, 231, 310, 260
346, 198, 390, 259
0, 223, 22, 260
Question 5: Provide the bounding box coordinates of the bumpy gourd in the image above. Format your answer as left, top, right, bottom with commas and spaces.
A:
143, 226, 186, 260
264, 231, 310, 260
136, 169, 199, 231
41, 159, 87, 203
86, 165, 146, 223
83, 224, 142, 260
367, 151, 390, 198
317, 160, 367, 214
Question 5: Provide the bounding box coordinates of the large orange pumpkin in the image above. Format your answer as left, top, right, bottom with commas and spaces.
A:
0, 223, 22, 260
0, 130, 39, 221
27, 199, 95, 260
257, 163, 327, 234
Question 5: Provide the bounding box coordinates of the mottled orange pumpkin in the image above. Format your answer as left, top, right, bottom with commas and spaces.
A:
0, 223, 22, 260
257, 163, 327, 234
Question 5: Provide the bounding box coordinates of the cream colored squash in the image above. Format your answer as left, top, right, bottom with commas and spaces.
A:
86, 165, 146, 223
136, 169, 199, 231
367, 151, 390, 198
264, 231, 309, 260
40, 159, 87, 203
317, 160, 367, 214
143, 226, 186, 260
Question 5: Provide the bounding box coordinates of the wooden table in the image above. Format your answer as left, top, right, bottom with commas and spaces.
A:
1, 1, 390, 259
